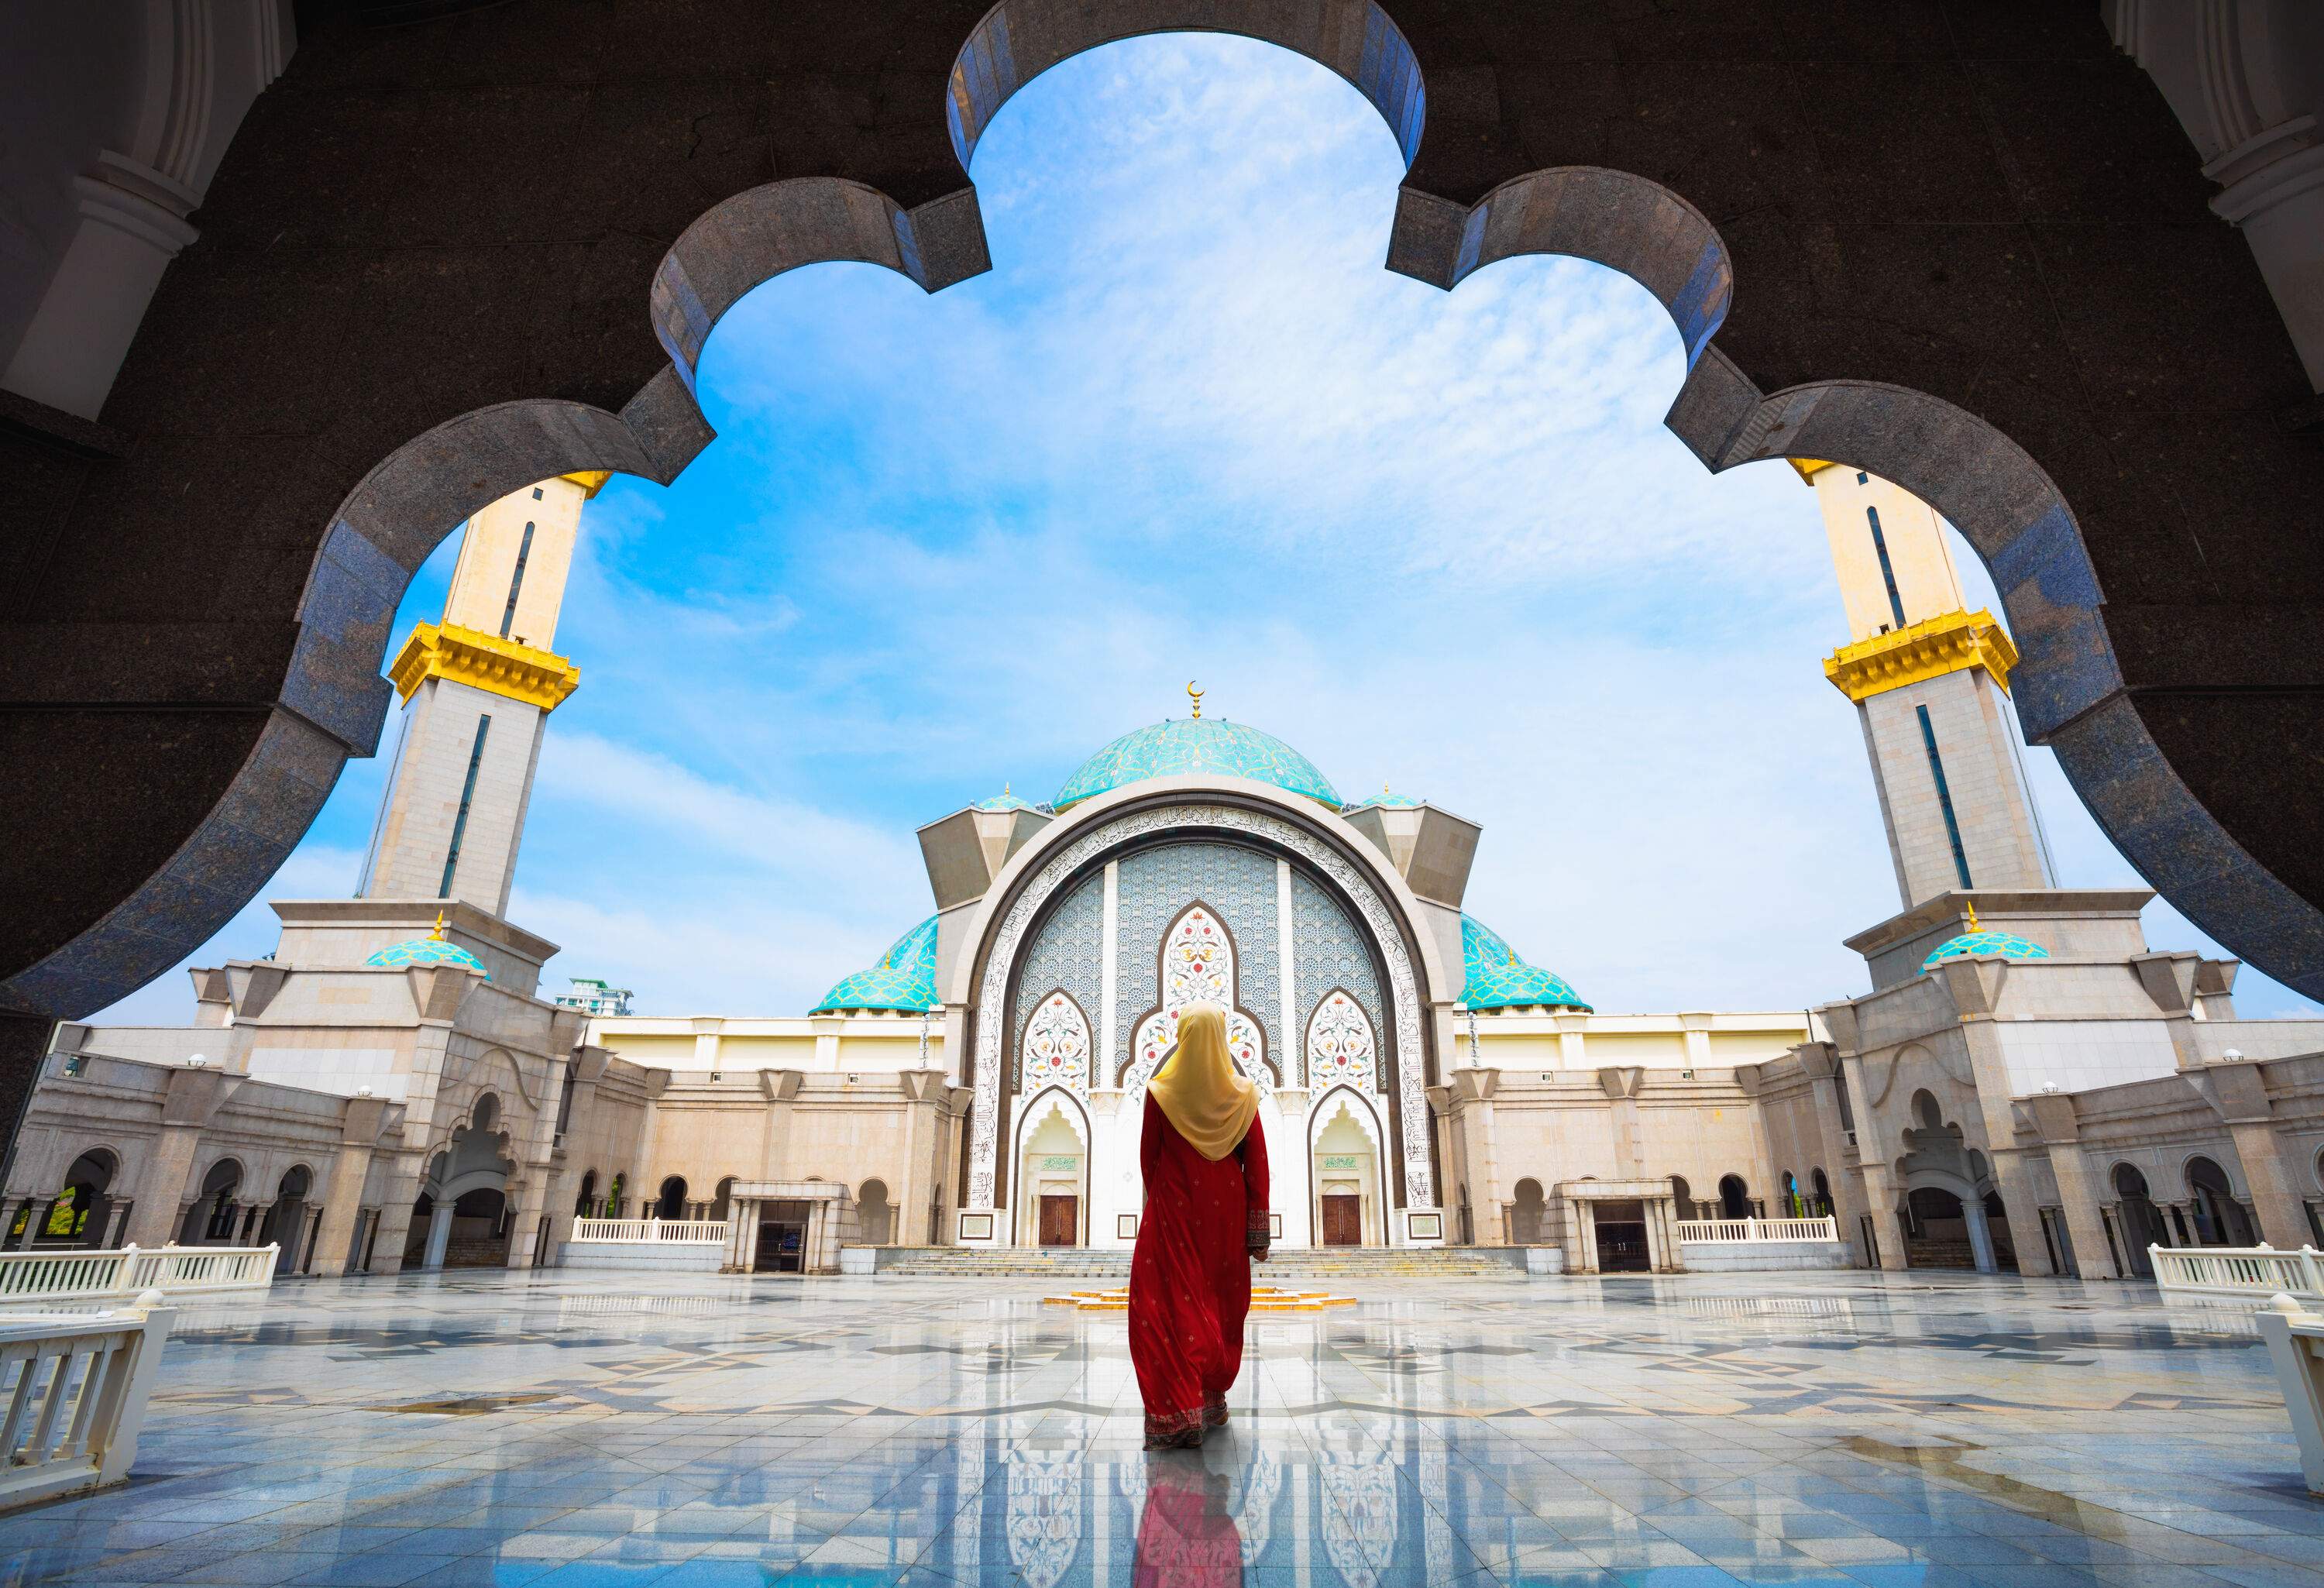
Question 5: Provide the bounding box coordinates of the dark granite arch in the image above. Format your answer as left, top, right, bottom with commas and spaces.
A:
5, 4, 2320, 1109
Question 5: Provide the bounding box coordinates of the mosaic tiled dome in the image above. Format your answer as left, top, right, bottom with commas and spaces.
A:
363, 935, 489, 977
813, 916, 940, 1014
1921, 930, 2050, 972
1052, 718, 1339, 812
1459, 915, 1589, 1012
975, 785, 1037, 812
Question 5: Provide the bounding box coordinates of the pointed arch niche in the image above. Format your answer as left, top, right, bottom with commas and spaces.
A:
1125, 902, 1274, 1093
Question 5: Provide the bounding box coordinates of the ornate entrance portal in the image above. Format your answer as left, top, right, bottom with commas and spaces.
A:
972, 795, 1439, 1251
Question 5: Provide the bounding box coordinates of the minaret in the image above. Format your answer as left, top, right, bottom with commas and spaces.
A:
1800, 462, 2054, 909
357, 472, 604, 917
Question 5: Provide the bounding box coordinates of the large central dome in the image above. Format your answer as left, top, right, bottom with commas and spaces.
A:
1052, 717, 1340, 812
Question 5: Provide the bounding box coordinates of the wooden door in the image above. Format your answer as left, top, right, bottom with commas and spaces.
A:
1321, 1194, 1362, 1246
1038, 1194, 1078, 1247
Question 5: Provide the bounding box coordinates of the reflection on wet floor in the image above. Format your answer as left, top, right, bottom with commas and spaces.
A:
0, 1267, 2317, 1586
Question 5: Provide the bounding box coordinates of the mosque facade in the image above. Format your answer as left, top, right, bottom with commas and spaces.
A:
19, 467, 2324, 1281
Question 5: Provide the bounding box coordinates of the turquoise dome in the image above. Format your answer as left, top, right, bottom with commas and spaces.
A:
813, 916, 940, 1014
1459, 915, 1588, 1012
1053, 718, 1339, 812
976, 785, 1037, 812
1346, 783, 1424, 811
365, 934, 489, 977
1922, 930, 2050, 971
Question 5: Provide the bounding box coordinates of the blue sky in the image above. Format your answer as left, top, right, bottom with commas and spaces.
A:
99, 34, 2320, 1025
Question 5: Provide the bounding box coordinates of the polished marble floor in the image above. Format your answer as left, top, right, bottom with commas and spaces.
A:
0, 1267, 2319, 1587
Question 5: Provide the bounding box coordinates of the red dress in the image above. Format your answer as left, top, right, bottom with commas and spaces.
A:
1128, 1094, 1270, 1445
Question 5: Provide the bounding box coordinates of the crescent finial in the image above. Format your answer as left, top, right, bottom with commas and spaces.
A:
1186, 679, 1204, 719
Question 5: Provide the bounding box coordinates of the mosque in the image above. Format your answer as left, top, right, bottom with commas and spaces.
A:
19, 467, 2324, 1284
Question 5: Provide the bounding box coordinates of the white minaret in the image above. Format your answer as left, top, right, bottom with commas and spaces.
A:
1801, 462, 2054, 909
357, 472, 603, 916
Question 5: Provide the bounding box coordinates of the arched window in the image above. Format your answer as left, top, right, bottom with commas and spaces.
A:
1669, 1175, 1693, 1222
606, 1174, 624, 1218
1717, 1175, 1750, 1221
1781, 1171, 1801, 1218
1810, 1169, 1832, 1217
655, 1177, 688, 1222
575, 1170, 597, 1217
858, 1179, 892, 1245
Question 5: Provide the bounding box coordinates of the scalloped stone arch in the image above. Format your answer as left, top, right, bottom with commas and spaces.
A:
9, 0, 2321, 1031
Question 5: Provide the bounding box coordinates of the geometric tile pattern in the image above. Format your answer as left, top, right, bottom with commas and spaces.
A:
1051, 717, 1340, 812
1459, 914, 1588, 1012
1112, 842, 1282, 1082
11, 1268, 2322, 1588
1291, 871, 1384, 1086
811, 915, 940, 1014
1010, 874, 1104, 1081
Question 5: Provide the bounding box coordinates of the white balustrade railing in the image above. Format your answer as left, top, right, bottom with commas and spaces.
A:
1675, 1217, 1840, 1243
0, 1291, 174, 1510
0, 1245, 276, 1303
2258, 1296, 2324, 1494
2152, 1243, 2324, 1301
570, 1218, 731, 1245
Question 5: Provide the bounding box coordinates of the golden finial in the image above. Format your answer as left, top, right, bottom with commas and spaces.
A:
1384, 781, 1391, 796
1964, 900, 1981, 933
428, 911, 449, 940
1186, 680, 1204, 719
1002, 781, 1011, 795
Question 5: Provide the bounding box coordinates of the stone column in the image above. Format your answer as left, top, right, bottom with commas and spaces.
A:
310, 1096, 393, 1278
122, 1067, 227, 1249
2207, 1061, 2309, 1249
1962, 1194, 1998, 1273
504, 1176, 548, 1269
1854, 1158, 1910, 1271
2026, 1094, 2117, 1280
422, 1202, 454, 1270
1989, 1151, 2058, 1277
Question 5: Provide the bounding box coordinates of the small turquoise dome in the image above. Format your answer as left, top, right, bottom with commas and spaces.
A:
365, 934, 489, 977
1922, 930, 2050, 971
1459, 915, 1589, 1012
813, 916, 940, 1014
1053, 718, 1339, 812
976, 785, 1037, 813
1345, 783, 1423, 812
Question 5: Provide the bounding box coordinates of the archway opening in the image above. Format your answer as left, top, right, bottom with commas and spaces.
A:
182, 1159, 243, 1246
711, 1176, 736, 1223
656, 1176, 689, 1222
1716, 1175, 1751, 1221
2187, 1157, 2255, 1246
1511, 1177, 1546, 1246
1903, 1187, 1974, 1270
2111, 1163, 2164, 1277
575, 1170, 598, 1218
263, 1165, 314, 1274
1669, 1174, 1693, 1223
1312, 1093, 1382, 1248
1016, 1095, 1088, 1248
29, 1148, 119, 1250
858, 1179, 893, 1246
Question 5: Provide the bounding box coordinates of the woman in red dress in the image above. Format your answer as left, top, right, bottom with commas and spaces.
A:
1128, 1002, 1270, 1449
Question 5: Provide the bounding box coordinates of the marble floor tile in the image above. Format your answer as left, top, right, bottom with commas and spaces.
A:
0, 1267, 2318, 1587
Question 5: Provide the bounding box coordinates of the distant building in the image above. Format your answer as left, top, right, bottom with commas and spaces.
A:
555, 979, 634, 1018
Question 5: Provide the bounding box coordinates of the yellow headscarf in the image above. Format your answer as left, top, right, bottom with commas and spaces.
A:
1148, 1002, 1259, 1160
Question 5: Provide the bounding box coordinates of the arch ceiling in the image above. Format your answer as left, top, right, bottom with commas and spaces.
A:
6, 1, 2322, 1078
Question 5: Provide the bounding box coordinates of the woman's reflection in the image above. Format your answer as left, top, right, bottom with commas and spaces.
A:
1133, 1448, 1243, 1587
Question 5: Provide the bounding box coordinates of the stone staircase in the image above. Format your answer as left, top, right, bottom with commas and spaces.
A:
869, 1246, 1530, 1281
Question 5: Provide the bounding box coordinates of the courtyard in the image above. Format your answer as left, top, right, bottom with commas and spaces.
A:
0, 1271, 2315, 1587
